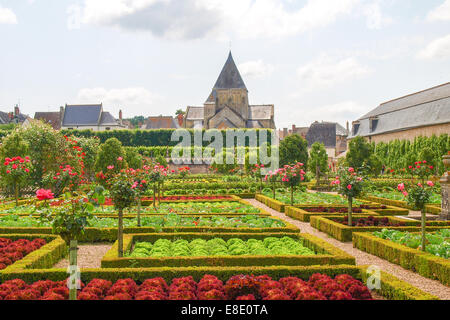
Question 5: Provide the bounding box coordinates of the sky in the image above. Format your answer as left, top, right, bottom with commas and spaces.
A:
0, 0, 449, 129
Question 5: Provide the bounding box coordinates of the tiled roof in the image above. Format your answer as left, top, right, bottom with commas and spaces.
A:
34, 112, 61, 130
99, 112, 118, 126
143, 116, 178, 129
212, 51, 247, 90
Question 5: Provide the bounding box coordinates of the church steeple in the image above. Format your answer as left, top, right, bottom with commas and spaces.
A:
212, 51, 247, 90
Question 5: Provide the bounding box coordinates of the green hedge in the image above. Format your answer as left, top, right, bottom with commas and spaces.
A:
310, 215, 450, 242
255, 194, 286, 212
61, 129, 273, 147
354, 232, 450, 286
285, 206, 378, 223
0, 234, 67, 282
0, 264, 438, 300
100, 232, 355, 268
365, 195, 441, 215
0, 217, 299, 242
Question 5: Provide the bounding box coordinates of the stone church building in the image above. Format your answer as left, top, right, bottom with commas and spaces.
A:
184, 52, 275, 129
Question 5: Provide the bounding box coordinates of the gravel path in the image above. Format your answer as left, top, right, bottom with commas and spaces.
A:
53, 244, 112, 269
248, 199, 450, 300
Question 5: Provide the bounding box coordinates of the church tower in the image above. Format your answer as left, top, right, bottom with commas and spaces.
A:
204, 51, 249, 129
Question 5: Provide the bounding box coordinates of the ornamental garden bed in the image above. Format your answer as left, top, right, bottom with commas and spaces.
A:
309, 215, 450, 242
0, 265, 437, 300
0, 234, 67, 282
101, 232, 355, 268
256, 193, 368, 213
353, 230, 450, 286
0, 199, 270, 217
0, 215, 299, 242
364, 195, 441, 215
285, 206, 377, 223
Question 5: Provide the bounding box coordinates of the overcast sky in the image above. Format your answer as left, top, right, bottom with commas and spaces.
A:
0, 0, 449, 129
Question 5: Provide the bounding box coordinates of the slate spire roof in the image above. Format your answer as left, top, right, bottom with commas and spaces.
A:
213, 51, 247, 90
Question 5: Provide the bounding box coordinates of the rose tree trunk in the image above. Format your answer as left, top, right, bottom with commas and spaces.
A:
118, 209, 124, 257
348, 197, 353, 226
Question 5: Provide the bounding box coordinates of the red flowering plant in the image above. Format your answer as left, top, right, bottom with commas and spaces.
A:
107, 171, 137, 257
397, 162, 436, 252
178, 166, 190, 178
278, 162, 306, 205
250, 163, 265, 192
2, 156, 32, 206
146, 164, 168, 210
42, 164, 82, 198
331, 167, 366, 226
263, 169, 282, 200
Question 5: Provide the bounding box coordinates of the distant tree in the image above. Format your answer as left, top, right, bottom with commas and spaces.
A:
125, 116, 146, 128
95, 138, 127, 173
309, 142, 328, 183
346, 136, 372, 171
279, 134, 308, 168
175, 109, 186, 116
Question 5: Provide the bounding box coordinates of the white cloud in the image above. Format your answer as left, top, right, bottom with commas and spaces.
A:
362, 1, 392, 30
427, 0, 450, 22
73, 0, 359, 39
417, 34, 450, 59
76, 87, 163, 117
238, 60, 274, 78
0, 6, 18, 24
296, 54, 372, 91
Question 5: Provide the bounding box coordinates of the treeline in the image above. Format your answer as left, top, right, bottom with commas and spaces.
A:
60, 128, 274, 147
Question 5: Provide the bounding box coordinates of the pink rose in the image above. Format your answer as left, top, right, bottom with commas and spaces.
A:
117, 157, 123, 161
426, 181, 434, 187
402, 191, 408, 197
397, 183, 405, 191
347, 184, 352, 190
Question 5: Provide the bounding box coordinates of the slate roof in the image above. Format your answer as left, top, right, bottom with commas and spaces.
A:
142, 116, 178, 129
349, 82, 450, 138
213, 51, 247, 90
0, 111, 9, 124
99, 112, 118, 126
186, 106, 204, 121
246, 120, 263, 128
248, 105, 273, 120
62, 104, 102, 126
34, 112, 61, 130
306, 122, 337, 148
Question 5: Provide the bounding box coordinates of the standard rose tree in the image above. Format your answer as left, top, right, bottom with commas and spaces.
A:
398, 180, 435, 251
279, 163, 306, 205
108, 171, 137, 257
2, 156, 33, 206
331, 167, 366, 226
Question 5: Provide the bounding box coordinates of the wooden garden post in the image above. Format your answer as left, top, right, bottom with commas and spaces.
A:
68, 240, 78, 300
118, 208, 123, 257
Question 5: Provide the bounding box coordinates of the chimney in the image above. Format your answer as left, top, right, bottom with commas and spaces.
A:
14, 105, 19, 116
346, 121, 349, 135
119, 109, 123, 125
291, 125, 296, 134
283, 127, 288, 138
177, 113, 184, 127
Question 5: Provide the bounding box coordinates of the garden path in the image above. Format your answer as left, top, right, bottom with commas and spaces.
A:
247, 199, 450, 300
53, 243, 112, 269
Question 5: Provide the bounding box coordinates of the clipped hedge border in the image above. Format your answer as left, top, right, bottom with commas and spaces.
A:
285, 206, 378, 223
353, 232, 450, 286
309, 215, 450, 242
255, 194, 286, 212
0, 217, 299, 242
140, 195, 242, 205
0, 234, 67, 282
0, 264, 437, 300
100, 232, 355, 269
364, 195, 441, 215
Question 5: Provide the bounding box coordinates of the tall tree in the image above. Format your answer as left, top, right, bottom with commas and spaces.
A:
279, 134, 309, 168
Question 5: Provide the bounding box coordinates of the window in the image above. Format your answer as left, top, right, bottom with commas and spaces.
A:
352, 123, 360, 135
106, 127, 111, 131
369, 118, 378, 132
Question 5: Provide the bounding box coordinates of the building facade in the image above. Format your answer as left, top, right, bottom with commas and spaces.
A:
348, 82, 450, 143
184, 52, 275, 130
